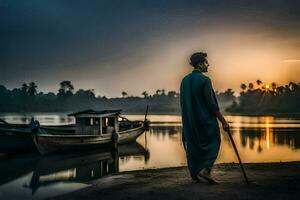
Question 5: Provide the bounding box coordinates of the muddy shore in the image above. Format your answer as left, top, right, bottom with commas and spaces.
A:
50, 162, 300, 200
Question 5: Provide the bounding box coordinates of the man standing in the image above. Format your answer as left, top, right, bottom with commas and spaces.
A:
180, 52, 229, 184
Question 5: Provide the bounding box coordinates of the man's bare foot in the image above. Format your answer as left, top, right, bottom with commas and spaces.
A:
191, 175, 203, 183
199, 168, 219, 185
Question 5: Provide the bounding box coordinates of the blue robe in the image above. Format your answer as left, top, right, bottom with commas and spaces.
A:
180, 70, 221, 177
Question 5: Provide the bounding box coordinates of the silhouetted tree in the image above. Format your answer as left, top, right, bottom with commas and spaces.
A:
121, 91, 128, 98
57, 80, 74, 100
59, 81, 74, 93
28, 82, 38, 96
218, 89, 235, 102
240, 83, 247, 91
1, 79, 299, 115
289, 82, 297, 91
85, 89, 96, 98
155, 89, 161, 95
271, 82, 277, 90
142, 91, 149, 98
167, 91, 177, 98
248, 83, 254, 90
256, 79, 262, 86
21, 83, 28, 95
227, 80, 300, 114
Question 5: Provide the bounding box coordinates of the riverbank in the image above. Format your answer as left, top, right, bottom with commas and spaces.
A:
50, 162, 300, 200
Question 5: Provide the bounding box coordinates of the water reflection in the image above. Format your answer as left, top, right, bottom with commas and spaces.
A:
28, 142, 149, 194
150, 126, 182, 142
274, 129, 300, 149
239, 127, 300, 151
0, 153, 39, 186
239, 128, 264, 151
151, 125, 181, 135
1, 115, 300, 199
0, 142, 149, 199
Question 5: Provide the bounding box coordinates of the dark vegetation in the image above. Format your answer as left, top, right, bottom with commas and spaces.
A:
226, 80, 300, 115
0, 81, 234, 114
0, 79, 299, 115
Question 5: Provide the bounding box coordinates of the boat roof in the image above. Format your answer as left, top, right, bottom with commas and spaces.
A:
68, 109, 121, 118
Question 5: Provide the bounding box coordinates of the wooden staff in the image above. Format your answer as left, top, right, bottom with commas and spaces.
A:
226, 128, 250, 186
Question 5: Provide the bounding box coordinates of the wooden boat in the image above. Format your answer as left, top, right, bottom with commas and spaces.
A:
31, 109, 149, 155
28, 142, 149, 194
0, 119, 75, 153
0, 121, 36, 153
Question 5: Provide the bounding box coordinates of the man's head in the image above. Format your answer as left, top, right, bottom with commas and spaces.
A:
189, 52, 209, 72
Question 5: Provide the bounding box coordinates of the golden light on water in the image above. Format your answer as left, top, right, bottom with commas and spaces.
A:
266, 118, 270, 150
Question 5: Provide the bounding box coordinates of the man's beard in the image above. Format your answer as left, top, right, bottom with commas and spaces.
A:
202, 66, 208, 72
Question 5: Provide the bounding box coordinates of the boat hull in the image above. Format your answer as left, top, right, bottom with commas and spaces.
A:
0, 123, 76, 154
0, 128, 36, 153
32, 122, 146, 155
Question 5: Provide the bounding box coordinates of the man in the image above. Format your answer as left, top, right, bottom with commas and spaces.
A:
180, 52, 229, 184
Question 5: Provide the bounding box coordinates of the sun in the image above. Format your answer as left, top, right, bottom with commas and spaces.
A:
265, 84, 270, 89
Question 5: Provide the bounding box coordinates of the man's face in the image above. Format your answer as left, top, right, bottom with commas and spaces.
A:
200, 59, 209, 72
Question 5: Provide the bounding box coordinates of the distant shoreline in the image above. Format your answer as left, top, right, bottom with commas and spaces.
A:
1, 111, 300, 118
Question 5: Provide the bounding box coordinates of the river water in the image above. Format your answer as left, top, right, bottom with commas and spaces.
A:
0, 114, 300, 199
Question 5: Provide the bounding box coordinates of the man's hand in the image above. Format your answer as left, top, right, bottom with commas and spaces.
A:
222, 121, 230, 132
215, 111, 230, 132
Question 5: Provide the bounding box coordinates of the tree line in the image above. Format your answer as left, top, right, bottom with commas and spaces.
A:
226, 80, 300, 115
0, 80, 235, 114
1, 79, 299, 115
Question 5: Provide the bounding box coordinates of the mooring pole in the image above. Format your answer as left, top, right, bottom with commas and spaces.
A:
144, 105, 149, 122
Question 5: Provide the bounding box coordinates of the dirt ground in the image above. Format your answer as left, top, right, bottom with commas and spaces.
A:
50, 162, 300, 200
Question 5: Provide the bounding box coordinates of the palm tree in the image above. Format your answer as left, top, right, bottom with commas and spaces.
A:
21, 83, 28, 95
121, 91, 128, 98
271, 82, 277, 90
57, 80, 74, 100
142, 91, 149, 98
240, 83, 247, 91
256, 79, 262, 86
59, 80, 74, 93
248, 83, 254, 90
155, 89, 161, 95
28, 82, 37, 96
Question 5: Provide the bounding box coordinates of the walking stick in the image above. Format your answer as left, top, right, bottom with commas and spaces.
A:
226, 128, 250, 186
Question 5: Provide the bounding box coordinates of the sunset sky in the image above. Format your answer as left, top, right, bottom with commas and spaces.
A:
1, 0, 300, 97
